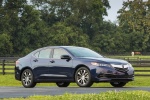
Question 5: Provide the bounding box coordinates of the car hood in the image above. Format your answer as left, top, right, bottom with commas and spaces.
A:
78, 57, 128, 64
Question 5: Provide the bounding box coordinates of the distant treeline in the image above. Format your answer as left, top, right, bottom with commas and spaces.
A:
0, 0, 150, 56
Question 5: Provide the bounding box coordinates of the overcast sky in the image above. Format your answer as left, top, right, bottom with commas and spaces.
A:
104, 0, 125, 22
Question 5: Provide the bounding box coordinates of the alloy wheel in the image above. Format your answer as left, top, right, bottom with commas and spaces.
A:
75, 67, 93, 87
21, 69, 36, 88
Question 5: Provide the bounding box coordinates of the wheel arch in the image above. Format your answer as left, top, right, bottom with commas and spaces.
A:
19, 67, 33, 80
73, 64, 90, 81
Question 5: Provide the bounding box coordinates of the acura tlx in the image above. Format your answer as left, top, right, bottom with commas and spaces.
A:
15, 46, 134, 88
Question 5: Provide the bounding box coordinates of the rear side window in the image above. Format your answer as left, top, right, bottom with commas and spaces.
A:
34, 52, 39, 58
34, 49, 52, 58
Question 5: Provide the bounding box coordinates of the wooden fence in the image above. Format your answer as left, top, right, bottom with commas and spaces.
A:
0, 57, 19, 75
1, 57, 150, 76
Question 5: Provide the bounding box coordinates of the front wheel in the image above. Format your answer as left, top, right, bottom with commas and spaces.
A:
75, 67, 93, 87
56, 82, 70, 87
110, 82, 126, 87
21, 69, 36, 88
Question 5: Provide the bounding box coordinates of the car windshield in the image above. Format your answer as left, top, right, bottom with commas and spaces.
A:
67, 47, 103, 58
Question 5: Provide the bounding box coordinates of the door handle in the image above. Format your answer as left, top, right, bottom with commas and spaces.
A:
33, 59, 38, 62
50, 60, 55, 63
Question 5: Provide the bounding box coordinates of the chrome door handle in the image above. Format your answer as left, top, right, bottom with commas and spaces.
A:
33, 59, 38, 62
50, 60, 55, 63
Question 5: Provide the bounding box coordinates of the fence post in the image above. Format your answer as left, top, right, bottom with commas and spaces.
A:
2, 59, 5, 75
139, 58, 141, 66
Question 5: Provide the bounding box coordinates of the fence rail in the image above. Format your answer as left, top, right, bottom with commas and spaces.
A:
0, 57, 18, 75
1, 57, 150, 76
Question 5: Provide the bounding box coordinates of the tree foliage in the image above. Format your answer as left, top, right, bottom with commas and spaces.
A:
0, 0, 150, 56
118, 0, 150, 51
49, 22, 89, 47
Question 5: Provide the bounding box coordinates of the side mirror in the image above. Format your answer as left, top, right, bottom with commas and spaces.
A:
61, 55, 71, 61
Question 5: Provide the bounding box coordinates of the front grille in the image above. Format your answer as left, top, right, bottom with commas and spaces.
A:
114, 67, 128, 72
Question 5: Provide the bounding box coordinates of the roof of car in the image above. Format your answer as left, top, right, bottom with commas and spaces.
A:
45, 46, 79, 48
26, 46, 84, 57
34, 46, 81, 51
50, 46, 77, 47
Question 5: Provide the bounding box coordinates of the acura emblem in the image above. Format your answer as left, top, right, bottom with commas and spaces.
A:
122, 65, 124, 69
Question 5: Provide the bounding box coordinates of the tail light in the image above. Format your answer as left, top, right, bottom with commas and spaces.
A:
16, 60, 19, 65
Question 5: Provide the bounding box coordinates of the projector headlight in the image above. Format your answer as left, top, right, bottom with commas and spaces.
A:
91, 62, 111, 67
91, 62, 99, 66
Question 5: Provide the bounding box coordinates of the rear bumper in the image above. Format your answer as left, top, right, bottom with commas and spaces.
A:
15, 66, 21, 81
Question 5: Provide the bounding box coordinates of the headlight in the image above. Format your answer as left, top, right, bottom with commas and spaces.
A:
128, 63, 133, 68
91, 62, 111, 67
91, 62, 99, 66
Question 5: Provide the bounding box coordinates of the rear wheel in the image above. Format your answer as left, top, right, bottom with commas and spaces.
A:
75, 67, 93, 87
110, 82, 126, 87
21, 69, 36, 88
56, 82, 70, 87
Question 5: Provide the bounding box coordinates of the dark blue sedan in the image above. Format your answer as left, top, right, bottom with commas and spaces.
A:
15, 46, 134, 88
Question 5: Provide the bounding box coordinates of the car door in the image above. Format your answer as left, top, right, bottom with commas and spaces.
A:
49, 48, 73, 79
31, 48, 52, 79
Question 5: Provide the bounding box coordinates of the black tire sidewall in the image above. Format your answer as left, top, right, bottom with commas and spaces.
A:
56, 82, 70, 87
110, 82, 126, 87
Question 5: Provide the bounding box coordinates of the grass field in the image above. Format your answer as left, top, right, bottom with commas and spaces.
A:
0, 74, 150, 87
108, 55, 150, 58
1, 91, 150, 100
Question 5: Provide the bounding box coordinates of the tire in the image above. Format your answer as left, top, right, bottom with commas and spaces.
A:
56, 82, 70, 87
75, 67, 93, 87
110, 82, 126, 87
21, 69, 36, 88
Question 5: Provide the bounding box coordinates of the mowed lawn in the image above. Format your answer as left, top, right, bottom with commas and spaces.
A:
1, 91, 150, 100
0, 74, 149, 87
108, 55, 150, 58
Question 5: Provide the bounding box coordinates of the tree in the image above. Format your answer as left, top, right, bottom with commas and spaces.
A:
118, 0, 150, 51
32, 0, 110, 37
13, 5, 50, 55
0, 0, 51, 56
0, 33, 13, 56
49, 22, 89, 47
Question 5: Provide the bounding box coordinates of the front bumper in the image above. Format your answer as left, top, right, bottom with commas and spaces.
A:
96, 74, 134, 82
91, 65, 134, 82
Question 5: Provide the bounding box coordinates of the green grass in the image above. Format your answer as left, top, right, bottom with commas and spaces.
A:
0, 74, 150, 87
108, 55, 150, 58
1, 91, 150, 100
135, 72, 150, 75
0, 66, 14, 73
134, 67, 150, 70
